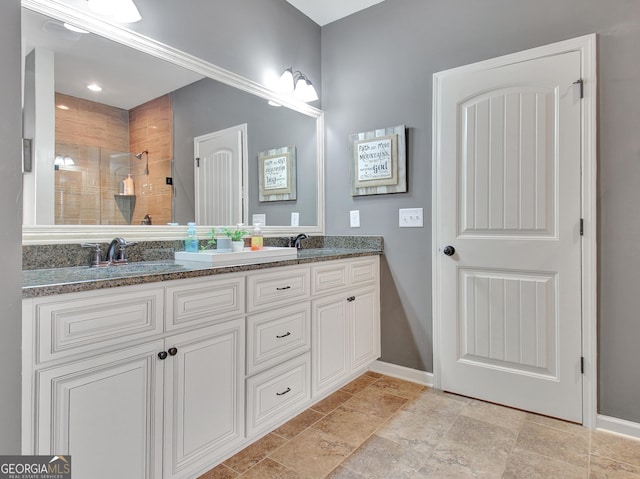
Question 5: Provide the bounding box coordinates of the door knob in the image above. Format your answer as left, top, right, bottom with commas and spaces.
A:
443, 246, 455, 256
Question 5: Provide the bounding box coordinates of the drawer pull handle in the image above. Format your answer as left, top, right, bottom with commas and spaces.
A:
276, 387, 291, 396
276, 286, 292, 291
276, 332, 291, 339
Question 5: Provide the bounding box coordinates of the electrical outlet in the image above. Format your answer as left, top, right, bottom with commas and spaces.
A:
399, 208, 424, 227
291, 212, 299, 227
350, 210, 360, 228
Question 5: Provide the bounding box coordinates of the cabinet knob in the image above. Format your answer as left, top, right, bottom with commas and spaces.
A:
157, 351, 168, 360
276, 332, 291, 339
276, 387, 292, 396
168, 347, 178, 356
347, 296, 356, 302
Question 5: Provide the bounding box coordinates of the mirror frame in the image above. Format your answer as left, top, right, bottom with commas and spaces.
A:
21, 0, 325, 244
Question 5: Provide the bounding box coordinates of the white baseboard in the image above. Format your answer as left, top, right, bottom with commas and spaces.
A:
597, 415, 640, 440
369, 360, 434, 387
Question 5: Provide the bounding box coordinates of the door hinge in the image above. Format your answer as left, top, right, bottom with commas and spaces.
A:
574, 79, 584, 99
580, 218, 584, 236
580, 356, 585, 374
196, 157, 200, 167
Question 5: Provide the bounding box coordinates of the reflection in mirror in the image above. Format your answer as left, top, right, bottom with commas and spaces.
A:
21, 3, 323, 243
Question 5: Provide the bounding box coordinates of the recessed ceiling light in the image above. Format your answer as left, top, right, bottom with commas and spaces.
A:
87, 83, 102, 92
56, 104, 70, 110
63, 23, 89, 34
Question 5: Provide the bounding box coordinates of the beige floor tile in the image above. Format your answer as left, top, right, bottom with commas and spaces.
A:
197, 463, 238, 479
364, 371, 383, 379
516, 420, 589, 468
272, 408, 325, 440
340, 435, 424, 479
237, 458, 304, 479
325, 465, 367, 478
369, 376, 424, 399
591, 430, 640, 467
311, 405, 384, 447
268, 428, 355, 479
340, 375, 378, 394
462, 399, 526, 433
376, 408, 453, 454
414, 443, 508, 479
525, 412, 590, 439
503, 447, 588, 479
343, 387, 408, 419
310, 390, 353, 415
402, 389, 467, 418
223, 433, 287, 474
590, 454, 640, 479
442, 415, 518, 454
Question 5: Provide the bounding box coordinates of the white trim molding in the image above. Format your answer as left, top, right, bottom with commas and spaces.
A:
369, 361, 434, 387
432, 34, 598, 429
597, 415, 640, 441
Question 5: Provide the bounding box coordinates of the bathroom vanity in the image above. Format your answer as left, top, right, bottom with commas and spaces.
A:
21, 250, 381, 479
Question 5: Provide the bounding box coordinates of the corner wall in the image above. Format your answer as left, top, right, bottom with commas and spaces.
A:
321, 0, 640, 423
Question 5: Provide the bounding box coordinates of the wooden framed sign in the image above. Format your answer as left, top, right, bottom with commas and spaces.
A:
350, 125, 406, 196
258, 146, 297, 202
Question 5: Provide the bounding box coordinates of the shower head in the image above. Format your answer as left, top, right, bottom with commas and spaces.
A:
134, 150, 148, 160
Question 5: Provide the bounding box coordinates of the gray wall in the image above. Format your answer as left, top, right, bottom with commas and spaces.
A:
321, 0, 640, 423
1, 0, 23, 453
171, 78, 318, 226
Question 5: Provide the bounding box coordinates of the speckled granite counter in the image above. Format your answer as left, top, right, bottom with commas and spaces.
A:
23, 246, 382, 298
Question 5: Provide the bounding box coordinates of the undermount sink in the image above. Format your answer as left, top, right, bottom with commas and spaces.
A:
174, 246, 298, 266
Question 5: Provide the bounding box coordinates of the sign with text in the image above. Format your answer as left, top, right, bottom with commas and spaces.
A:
356, 137, 394, 182
263, 155, 288, 190
258, 146, 297, 202
0, 455, 71, 479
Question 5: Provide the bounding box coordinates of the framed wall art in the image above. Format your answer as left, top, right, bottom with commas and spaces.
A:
258, 145, 297, 202
349, 125, 406, 196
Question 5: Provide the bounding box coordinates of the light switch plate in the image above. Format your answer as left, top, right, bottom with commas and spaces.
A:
399, 208, 423, 227
252, 214, 266, 226
291, 212, 299, 227
350, 210, 360, 228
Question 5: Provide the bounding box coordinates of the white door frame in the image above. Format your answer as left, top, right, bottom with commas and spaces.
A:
432, 34, 597, 429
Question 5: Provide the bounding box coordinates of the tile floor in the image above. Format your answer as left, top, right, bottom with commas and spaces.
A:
198, 372, 640, 479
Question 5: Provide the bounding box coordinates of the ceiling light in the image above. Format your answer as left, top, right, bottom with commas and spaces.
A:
87, 0, 142, 23
63, 23, 89, 33
87, 83, 102, 92
56, 104, 70, 110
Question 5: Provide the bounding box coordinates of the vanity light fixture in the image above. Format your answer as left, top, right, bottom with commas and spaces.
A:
54, 156, 75, 166
275, 67, 319, 103
86, 0, 142, 23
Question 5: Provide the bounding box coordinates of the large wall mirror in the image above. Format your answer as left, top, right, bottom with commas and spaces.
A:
21, 0, 324, 244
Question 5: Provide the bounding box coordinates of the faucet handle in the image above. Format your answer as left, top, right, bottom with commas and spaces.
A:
116, 240, 137, 263
81, 243, 104, 267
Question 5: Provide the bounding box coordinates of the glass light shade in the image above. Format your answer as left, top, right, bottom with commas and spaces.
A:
278, 68, 295, 94
303, 80, 319, 102
293, 77, 309, 101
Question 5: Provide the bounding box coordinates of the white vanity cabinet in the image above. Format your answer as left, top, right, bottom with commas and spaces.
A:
311, 257, 381, 396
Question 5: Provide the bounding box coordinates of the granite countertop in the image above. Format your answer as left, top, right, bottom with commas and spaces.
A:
22, 248, 382, 298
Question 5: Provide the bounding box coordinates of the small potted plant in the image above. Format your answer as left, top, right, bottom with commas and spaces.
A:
199, 228, 218, 251
222, 225, 248, 252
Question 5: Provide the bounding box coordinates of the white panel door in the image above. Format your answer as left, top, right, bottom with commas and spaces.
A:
435, 50, 583, 422
194, 124, 246, 225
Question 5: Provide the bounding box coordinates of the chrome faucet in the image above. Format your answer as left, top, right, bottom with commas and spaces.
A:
106, 237, 137, 264
293, 233, 309, 249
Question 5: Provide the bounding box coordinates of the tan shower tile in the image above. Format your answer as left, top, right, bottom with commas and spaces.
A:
238, 458, 303, 479
376, 408, 453, 454
197, 463, 238, 479
369, 376, 424, 399
311, 405, 383, 447
310, 390, 353, 414
272, 408, 324, 440
591, 430, 640, 467
516, 420, 589, 468
502, 448, 588, 479
462, 399, 526, 433
340, 375, 378, 394
343, 387, 407, 419
340, 435, 423, 479
589, 454, 640, 479
223, 433, 287, 474
268, 428, 354, 479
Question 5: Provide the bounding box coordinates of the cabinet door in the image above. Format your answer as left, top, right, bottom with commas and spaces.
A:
311, 294, 349, 396
36, 340, 164, 479
163, 319, 245, 479
350, 287, 381, 372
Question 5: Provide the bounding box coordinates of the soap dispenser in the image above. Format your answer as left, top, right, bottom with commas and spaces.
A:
123, 174, 134, 195
251, 223, 263, 250
184, 222, 199, 252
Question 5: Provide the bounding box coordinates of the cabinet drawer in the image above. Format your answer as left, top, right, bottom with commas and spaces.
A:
247, 303, 311, 375
165, 275, 245, 331
349, 257, 379, 286
33, 286, 163, 364
246, 353, 311, 437
311, 262, 348, 295
247, 267, 310, 312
